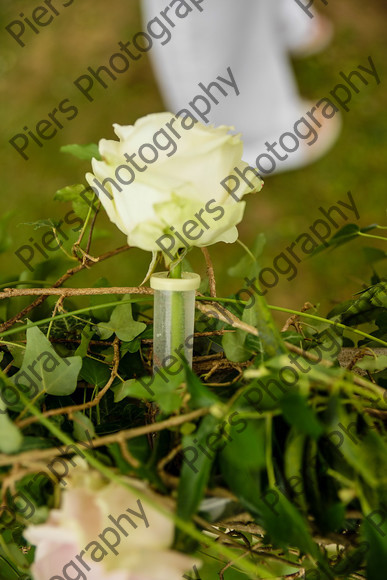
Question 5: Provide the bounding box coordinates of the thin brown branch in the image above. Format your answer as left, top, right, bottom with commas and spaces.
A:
201, 247, 216, 297
0, 287, 153, 299
0, 408, 209, 467
0, 245, 131, 333
196, 300, 258, 334
197, 303, 387, 401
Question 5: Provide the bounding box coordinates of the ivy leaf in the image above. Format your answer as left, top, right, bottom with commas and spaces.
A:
362, 517, 387, 577
113, 371, 183, 415
357, 355, 387, 372
0, 400, 22, 454
21, 218, 58, 230
311, 223, 378, 256
12, 326, 82, 396
60, 143, 101, 160
222, 329, 251, 362
280, 393, 324, 439
74, 325, 94, 358
55, 184, 87, 202
80, 358, 111, 388
363, 247, 387, 264
96, 297, 146, 342
184, 362, 220, 409
228, 233, 266, 279
72, 412, 96, 441
222, 301, 260, 362
55, 184, 97, 220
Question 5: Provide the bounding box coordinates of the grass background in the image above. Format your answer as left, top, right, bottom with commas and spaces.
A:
0, 0, 385, 324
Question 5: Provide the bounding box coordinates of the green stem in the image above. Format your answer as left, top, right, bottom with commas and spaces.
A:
269, 305, 387, 348
358, 232, 387, 242
170, 260, 182, 279
0, 340, 26, 350
167, 260, 185, 370
0, 299, 151, 339
0, 280, 54, 289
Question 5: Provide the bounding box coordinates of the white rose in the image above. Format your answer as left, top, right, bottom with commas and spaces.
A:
86, 113, 263, 257
24, 461, 199, 580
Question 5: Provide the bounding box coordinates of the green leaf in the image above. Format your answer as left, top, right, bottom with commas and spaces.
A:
21, 218, 58, 230
177, 414, 220, 521
284, 430, 308, 511
280, 394, 324, 439
184, 362, 220, 409
55, 183, 96, 220
228, 233, 266, 278
79, 358, 111, 388
218, 416, 322, 562
6, 345, 24, 369
113, 371, 183, 414
96, 297, 146, 342
74, 325, 94, 358
54, 183, 87, 202
311, 223, 378, 256
326, 399, 387, 489
219, 419, 266, 515
363, 247, 387, 264
357, 354, 387, 372
259, 492, 321, 560
120, 338, 141, 356
222, 329, 251, 362
60, 143, 101, 160
12, 326, 82, 397
0, 400, 22, 454
222, 302, 261, 363
72, 412, 96, 441
362, 517, 387, 578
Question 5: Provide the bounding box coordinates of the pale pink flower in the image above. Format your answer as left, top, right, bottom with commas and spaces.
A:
24, 461, 199, 580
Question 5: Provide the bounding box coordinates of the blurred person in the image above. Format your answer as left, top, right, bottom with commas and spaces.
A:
141, 0, 340, 174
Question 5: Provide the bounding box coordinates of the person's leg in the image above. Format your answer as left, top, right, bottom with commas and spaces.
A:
141, 0, 339, 172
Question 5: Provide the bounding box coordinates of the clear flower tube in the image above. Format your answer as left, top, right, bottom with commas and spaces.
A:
150, 272, 201, 374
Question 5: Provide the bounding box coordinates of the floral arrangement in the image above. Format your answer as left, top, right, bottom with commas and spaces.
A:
0, 113, 386, 580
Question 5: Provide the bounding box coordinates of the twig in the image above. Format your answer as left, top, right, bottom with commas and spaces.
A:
0, 408, 209, 466
197, 303, 387, 401
201, 247, 216, 297
0, 287, 153, 299
118, 440, 140, 469
0, 245, 131, 333
196, 300, 258, 334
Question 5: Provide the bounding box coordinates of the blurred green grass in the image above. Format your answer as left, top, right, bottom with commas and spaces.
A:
0, 0, 386, 325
